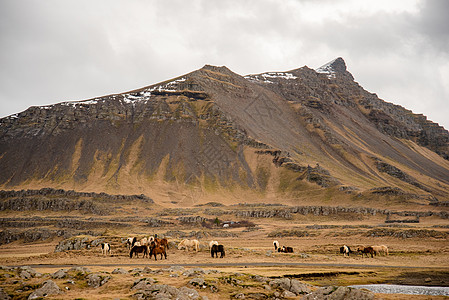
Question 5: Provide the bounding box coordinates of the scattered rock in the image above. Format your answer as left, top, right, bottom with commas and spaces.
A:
130, 268, 144, 274
28, 280, 61, 299
164, 265, 185, 273
112, 268, 127, 274
281, 290, 296, 298
132, 283, 199, 299
132, 278, 156, 290
19, 271, 31, 280
86, 273, 111, 288
269, 278, 311, 295
69, 266, 91, 276
52, 269, 68, 279
183, 268, 206, 277
189, 277, 206, 287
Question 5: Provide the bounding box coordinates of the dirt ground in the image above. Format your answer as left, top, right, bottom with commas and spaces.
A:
1, 199, 448, 299
1, 228, 448, 299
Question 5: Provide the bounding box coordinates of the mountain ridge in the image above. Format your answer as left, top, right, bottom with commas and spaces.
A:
1, 58, 448, 205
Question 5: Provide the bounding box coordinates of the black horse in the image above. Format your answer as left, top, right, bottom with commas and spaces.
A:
211, 244, 225, 258
130, 245, 148, 258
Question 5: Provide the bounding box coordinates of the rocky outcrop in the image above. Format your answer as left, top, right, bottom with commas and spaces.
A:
365, 228, 448, 239
0, 229, 70, 245
0, 188, 152, 203
0, 197, 108, 215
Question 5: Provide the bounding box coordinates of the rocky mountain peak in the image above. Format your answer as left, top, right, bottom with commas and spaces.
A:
316, 57, 354, 80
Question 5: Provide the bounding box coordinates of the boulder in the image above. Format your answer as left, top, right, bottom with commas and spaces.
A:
86, 273, 111, 288
132, 283, 199, 299
28, 280, 61, 299
112, 268, 128, 274
132, 278, 156, 290
52, 269, 68, 279
269, 278, 311, 295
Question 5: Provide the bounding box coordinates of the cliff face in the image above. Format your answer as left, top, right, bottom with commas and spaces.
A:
1, 58, 449, 201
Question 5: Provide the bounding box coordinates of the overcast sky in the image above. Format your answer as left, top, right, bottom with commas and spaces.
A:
1, 0, 448, 129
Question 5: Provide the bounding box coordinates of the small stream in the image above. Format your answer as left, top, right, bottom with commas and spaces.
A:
350, 284, 449, 296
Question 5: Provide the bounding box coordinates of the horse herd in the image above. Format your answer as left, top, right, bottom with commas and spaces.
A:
339, 244, 389, 258
99, 237, 226, 260
99, 238, 388, 260
273, 241, 388, 258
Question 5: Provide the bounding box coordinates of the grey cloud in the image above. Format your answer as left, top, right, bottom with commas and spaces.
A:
0, 0, 448, 130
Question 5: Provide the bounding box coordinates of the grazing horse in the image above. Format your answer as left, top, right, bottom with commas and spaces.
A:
149, 241, 167, 261
371, 245, 384, 256
379, 245, 389, 256
278, 246, 293, 253
273, 240, 279, 251
101, 243, 111, 255
178, 239, 199, 252
127, 237, 137, 249
154, 238, 169, 250
158, 238, 169, 250
211, 244, 225, 258
357, 246, 375, 258
130, 245, 148, 258
340, 245, 352, 257
209, 240, 219, 249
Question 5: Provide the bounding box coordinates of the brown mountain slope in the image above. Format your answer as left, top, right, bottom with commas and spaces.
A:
0, 58, 449, 205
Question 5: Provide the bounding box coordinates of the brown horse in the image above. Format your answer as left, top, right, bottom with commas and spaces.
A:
130, 245, 148, 258
278, 246, 293, 253
149, 241, 167, 261
357, 246, 374, 258
155, 238, 169, 250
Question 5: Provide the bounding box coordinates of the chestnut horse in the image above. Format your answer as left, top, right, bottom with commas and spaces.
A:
149, 241, 167, 261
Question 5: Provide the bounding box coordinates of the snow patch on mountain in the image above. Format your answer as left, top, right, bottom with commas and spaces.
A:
315, 58, 338, 79
245, 72, 297, 83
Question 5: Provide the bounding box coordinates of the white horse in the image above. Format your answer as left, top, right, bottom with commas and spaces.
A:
101, 243, 111, 255
273, 240, 279, 251
209, 240, 218, 249
126, 237, 137, 249
178, 239, 199, 252
340, 245, 352, 257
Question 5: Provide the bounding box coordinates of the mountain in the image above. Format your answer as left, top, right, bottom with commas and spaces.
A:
1, 58, 449, 206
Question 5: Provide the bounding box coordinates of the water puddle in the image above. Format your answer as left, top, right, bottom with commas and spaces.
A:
350, 284, 449, 296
